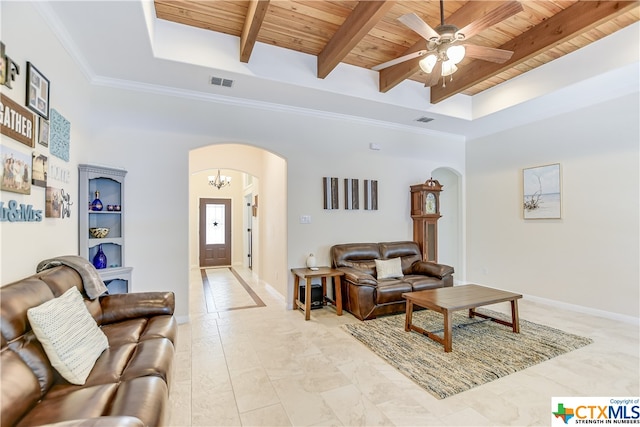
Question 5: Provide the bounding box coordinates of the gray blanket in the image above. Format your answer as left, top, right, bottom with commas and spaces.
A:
36, 255, 108, 299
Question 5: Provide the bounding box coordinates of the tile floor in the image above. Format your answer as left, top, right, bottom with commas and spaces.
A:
168, 267, 639, 426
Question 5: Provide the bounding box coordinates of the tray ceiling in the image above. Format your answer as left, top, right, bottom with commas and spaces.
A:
154, 0, 639, 104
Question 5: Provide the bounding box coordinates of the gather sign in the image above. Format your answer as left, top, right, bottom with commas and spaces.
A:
0, 93, 35, 148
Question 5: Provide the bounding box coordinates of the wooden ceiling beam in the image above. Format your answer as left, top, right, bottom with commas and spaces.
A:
379, 1, 511, 93
240, 0, 270, 63
317, 0, 396, 79
430, 0, 639, 104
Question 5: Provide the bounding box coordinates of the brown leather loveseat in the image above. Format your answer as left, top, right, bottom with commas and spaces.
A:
1, 265, 177, 427
331, 241, 454, 320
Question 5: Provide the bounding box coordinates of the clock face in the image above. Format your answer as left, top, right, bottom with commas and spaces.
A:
425, 193, 436, 214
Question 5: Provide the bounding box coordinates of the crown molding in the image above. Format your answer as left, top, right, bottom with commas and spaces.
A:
89, 75, 464, 141
32, 1, 96, 83
32, 1, 464, 141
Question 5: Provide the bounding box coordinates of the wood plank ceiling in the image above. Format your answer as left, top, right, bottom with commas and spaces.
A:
155, 0, 640, 104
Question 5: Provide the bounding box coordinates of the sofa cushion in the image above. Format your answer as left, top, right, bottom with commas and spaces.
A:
15, 384, 118, 427
0, 351, 42, 427
27, 287, 108, 385
376, 281, 412, 304
403, 275, 444, 291
375, 258, 404, 279
331, 243, 381, 276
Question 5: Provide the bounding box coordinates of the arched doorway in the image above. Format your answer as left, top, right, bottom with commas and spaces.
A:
188, 144, 288, 297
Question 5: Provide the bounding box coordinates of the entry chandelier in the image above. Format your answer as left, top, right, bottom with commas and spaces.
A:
208, 170, 231, 189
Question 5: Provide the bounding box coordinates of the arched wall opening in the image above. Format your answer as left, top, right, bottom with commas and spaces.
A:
188, 143, 288, 297
432, 167, 464, 282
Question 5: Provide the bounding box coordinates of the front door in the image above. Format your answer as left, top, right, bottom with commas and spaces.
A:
199, 198, 231, 267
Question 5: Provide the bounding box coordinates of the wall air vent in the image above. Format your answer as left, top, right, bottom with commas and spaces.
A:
415, 116, 434, 123
210, 76, 234, 88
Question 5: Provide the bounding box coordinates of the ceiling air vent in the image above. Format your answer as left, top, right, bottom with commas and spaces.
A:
414, 116, 434, 124
210, 76, 234, 88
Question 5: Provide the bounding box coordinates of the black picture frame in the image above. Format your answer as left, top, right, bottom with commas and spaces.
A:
25, 62, 50, 119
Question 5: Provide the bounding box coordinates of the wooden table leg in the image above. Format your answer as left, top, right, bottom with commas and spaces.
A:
511, 299, 520, 333
321, 277, 327, 306
304, 277, 312, 320
404, 299, 413, 332
444, 310, 453, 352
293, 274, 300, 310
334, 276, 343, 316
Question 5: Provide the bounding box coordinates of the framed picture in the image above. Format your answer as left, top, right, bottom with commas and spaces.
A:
38, 117, 49, 147
32, 152, 48, 187
344, 178, 359, 210
523, 163, 561, 219
45, 186, 62, 218
364, 179, 378, 210
323, 177, 339, 210
1, 145, 31, 195
26, 62, 50, 119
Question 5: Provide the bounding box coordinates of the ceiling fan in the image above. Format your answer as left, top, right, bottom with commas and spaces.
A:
373, 0, 524, 87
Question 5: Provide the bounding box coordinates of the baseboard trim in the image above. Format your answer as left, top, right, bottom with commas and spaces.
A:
175, 315, 190, 324
523, 293, 640, 326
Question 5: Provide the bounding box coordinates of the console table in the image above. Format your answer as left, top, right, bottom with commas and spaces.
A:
291, 267, 343, 320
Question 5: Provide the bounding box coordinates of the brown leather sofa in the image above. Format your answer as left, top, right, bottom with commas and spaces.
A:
331, 241, 454, 320
0, 265, 177, 427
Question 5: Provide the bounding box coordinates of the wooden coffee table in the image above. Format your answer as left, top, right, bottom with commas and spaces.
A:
402, 284, 523, 352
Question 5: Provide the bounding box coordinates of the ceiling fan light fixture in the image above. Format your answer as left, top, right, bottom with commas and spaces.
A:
441, 61, 458, 77
419, 54, 438, 73
446, 45, 465, 64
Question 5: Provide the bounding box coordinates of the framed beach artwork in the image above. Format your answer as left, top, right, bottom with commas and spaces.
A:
523, 163, 561, 219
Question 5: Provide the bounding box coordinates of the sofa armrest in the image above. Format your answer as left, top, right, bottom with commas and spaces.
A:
99, 292, 175, 325
38, 416, 145, 427
336, 267, 378, 286
410, 261, 454, 279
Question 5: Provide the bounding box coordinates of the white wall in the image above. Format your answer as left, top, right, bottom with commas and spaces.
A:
0, 2, 91, 284
466, 93, 639, 318
87, 86, 465, 312
432, 168, 463, 279
3, 1, 636, 323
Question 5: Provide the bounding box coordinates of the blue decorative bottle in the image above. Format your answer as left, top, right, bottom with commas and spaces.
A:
91, 191, 103, 211
93, 244, 107, 269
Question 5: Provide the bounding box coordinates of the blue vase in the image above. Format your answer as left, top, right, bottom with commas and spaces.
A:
93, 244, 107, 269
91, 191, 103, 211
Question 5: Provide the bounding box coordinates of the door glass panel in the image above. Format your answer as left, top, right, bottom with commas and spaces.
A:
206, 203, 226, 244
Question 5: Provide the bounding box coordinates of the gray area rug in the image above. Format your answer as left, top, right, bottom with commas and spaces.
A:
342, 309, 593, 399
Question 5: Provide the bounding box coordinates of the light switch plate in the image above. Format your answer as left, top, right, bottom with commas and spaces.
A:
300, 215, 311, 224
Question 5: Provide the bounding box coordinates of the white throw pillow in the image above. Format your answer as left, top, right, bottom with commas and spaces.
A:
375, 258, 404, 279
27, 287, 108, 385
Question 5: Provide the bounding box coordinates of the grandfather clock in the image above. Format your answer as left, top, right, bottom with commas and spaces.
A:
410, 178, 443, 262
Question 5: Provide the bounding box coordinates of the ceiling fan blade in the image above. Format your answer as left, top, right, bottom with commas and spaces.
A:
371, 50, 428, 71
424, 61, 442, 87
463, 44, 514, 63
398, 13, 439, 41
457, 1, 523, 40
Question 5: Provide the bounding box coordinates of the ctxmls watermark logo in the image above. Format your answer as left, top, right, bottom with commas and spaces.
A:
552, 397, 640, 425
